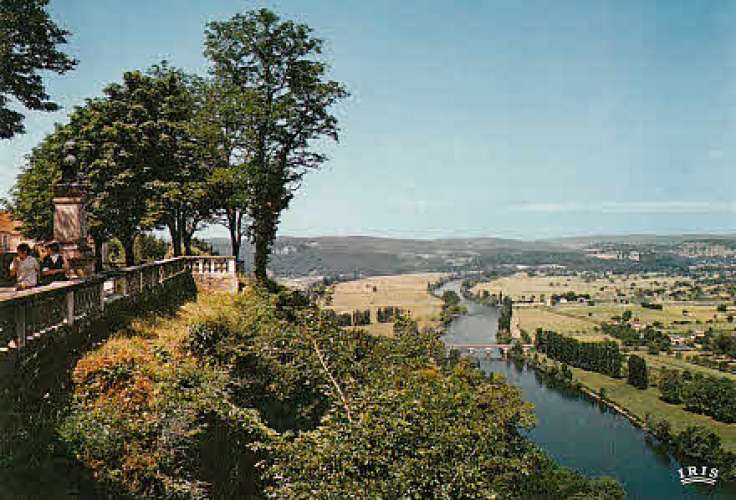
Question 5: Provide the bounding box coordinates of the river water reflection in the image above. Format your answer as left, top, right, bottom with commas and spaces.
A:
437, 280, 735, 499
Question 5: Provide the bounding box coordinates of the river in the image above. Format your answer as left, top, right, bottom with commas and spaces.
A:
437, 280, 735, 499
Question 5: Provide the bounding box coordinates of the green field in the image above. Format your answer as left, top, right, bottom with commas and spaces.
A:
561, 362, 736, 451
556, 302, 732, 334
514, 301, 733, 342
641, 352, 736, 382
473, 272, 691, 302
515, 306, 606, 339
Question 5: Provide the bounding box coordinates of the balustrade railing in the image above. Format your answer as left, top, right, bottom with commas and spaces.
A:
0, 256, 240, 355
188, 255, 236, 275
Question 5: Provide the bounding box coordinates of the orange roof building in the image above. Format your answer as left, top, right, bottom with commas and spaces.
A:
0, 211, 24, 253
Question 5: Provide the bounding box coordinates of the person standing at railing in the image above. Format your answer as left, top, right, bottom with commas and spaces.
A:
10, 243, 40, 290
41, 241, 69, 284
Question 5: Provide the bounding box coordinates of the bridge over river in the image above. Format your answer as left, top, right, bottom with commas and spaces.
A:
445, 343, 534, 358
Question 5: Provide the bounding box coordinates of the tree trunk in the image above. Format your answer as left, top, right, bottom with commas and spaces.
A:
227, 209, 241, 259
183, 230, 193, 256
94, 238, 104, 272
254, 229, 269, 281
168, 218, 182, 257
123, 236, 136, 267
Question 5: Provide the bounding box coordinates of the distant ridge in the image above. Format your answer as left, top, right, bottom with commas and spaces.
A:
205, 233, 734, 277
545, 233, 736, 248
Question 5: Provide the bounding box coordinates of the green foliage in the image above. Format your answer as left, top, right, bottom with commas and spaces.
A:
350, 308, 370, 326
441, 290, 461, 306
627, 354, 648, 389
496, 329, 513, 344
0, 0, 77, 138
5, 133, 60, 240
536, 330, 623, 378
600, 322, 670, 350
376, 305, 403, 323
641, 301, 663, 310
266, 364, 622, 499
9, 65, 209, 266
658, 368, 683, 404
440, 290, 466, 324
133, 233, 170, 263
657, 367, 736, 423
648, 416, 736, 480
498, 296, 513, 332
0, 271, 196, 498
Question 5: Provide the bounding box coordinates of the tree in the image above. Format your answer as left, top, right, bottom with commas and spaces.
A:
191, 78, 254, 259
147, 67, 216, 256
204, 8, 348, 280
0, 0, 76, 138
673, 426, 722, 464
10, 68, 205, 267
6, 130, 61, 240
75, 69, 203, 265
627, 354, 648, 389
621, 310, 633, 323
134, 233, 170, 263
7, 121, 115, 270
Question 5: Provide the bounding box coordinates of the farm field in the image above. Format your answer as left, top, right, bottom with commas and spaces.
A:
640, 352, 736, 382
514, 307, 605, 339
547, 359, 736, 451
472, 272, 690, 303
513, 301, 734, 341
556, 302, 733, 335
326, 273, 445, 336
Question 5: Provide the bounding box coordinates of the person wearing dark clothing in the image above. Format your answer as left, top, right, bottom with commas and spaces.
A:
41, 241, 68, 284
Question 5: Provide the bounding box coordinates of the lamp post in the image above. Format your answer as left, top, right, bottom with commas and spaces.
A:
53, 140, 96, 277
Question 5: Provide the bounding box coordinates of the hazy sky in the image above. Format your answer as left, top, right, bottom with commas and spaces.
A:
2, 0, 735, 240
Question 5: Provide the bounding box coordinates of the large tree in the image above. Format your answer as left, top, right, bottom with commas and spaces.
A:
144, 65, 213, 257
204, 8, 348, 280
189, 78, 251, 259
627, 354, 648, 390
10, 68, 206, 267
0, 0, 76, 138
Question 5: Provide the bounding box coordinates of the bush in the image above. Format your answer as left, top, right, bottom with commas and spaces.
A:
627, 355, 648, 389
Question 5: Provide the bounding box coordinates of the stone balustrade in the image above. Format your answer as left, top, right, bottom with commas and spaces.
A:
188, 255, 239, 293
0, 256, 237, 354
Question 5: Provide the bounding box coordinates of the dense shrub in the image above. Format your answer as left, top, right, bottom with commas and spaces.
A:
647, 416, 736, 481
536, 330, 623, 378
657, 368, 736, 423
627, 354, 648, 389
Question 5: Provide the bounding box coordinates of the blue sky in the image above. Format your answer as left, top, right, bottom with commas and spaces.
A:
1, 0, 735, 240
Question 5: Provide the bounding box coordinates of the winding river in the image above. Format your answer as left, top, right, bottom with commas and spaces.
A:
437, 280, 735, 499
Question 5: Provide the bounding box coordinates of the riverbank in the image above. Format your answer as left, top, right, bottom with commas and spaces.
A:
461, 285, 736, 451
439, 279, 736, 497
557, 359, 736, 451
528, 354, 648, 429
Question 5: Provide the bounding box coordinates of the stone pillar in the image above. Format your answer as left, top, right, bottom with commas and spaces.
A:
53, 183, 96, 278
53, 140, 95, 278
